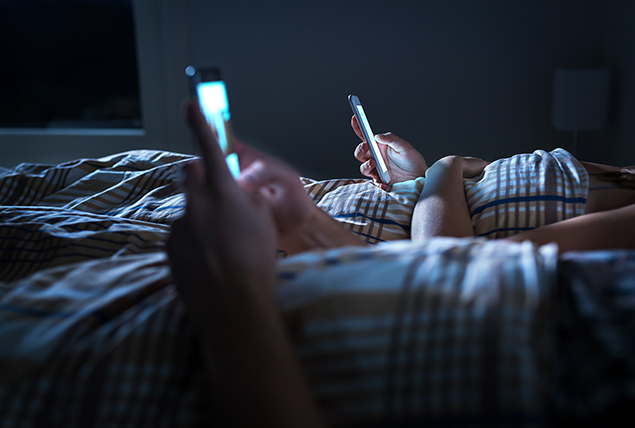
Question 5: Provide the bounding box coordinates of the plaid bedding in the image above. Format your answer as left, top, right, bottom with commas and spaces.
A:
303, 177, 425, 244
0, 150, 191, 223
0, 149, 628, 427
0, 237, 559, 427
278, 239, 558, 427
464, 149, 589, 239
0, 253, 212, 427
551, 250, 635, 425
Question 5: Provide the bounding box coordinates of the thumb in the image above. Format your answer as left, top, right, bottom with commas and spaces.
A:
237, 160, 271, 190
237, 159, 296, 193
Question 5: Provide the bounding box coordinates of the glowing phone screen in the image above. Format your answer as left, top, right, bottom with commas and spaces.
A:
356, 105, 389, 174
196, 81, 240, 178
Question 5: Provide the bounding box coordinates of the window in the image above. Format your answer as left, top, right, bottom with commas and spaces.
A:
0, 0, 191, 167
0, 0, 142, 129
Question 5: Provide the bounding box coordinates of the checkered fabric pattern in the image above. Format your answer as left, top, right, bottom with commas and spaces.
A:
303, 177, 425, 244
0, 149, 191, 223
0, 236, 559, 427
552, 250, 635, 425
464, 149, 589, 239
278, 238, 558, 427
0, 252, 213, 427
0, 148, 607, 427
0, 150, 189, 283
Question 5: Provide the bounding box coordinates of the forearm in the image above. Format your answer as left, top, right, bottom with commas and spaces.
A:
279, 206, 368, 255
411, 156, 474, 241
505, 203, 635, 253
196, 281, 327, 428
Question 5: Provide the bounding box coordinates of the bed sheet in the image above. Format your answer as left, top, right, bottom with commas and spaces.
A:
0, 149, 632, 427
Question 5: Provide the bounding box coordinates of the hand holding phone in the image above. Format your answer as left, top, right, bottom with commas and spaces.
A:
186, 65, 240, 178
348, 95, 391, 184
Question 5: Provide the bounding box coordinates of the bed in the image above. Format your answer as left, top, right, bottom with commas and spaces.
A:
0, 149, 633, 427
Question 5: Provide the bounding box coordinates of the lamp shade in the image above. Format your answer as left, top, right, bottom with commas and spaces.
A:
552, 68, 610, 131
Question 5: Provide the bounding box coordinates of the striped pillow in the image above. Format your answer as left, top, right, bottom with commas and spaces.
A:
464, 148, 589, 239
302, 177, 425, 244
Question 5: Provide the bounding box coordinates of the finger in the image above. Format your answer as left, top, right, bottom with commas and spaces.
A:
180, 161, 211, 216
233, 139, 277, 171
181, 161, 205, 191
237, 158, 299, 192
374, 132, 411, 152
372, 179, 389, 191
354, 141, 372, 162
360, 159, 380, 181
351, 115, 364, 141
236, 160, 268, 191
185, 100, 234, 189
178, 159, 206, 190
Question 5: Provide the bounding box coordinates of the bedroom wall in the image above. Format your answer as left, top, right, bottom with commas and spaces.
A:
185, 0, 608, 179
594, 0, 635, 166
4, 1, 627, 175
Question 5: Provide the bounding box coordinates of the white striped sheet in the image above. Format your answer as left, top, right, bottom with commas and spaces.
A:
278, 239, 492, 308
64, 189, 132, 210
52, 184, 132, 207
379, 212, 414, 224
278, 241, 417, 309
278, 239, 554, 306
465, 180, 514, 207
278, 257, 412, 309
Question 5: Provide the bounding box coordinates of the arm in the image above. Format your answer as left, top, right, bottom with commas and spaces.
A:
167, 101, 327, 428
411, 155, 489, 242
277, 206, 368, 255
234, 143, 367, 255
505, 202, 635, 253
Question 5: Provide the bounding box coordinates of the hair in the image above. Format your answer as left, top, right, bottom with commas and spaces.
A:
591, 170, 635, 189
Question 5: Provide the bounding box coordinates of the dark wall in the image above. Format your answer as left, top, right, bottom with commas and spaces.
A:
596, 0, 635, 166
186, 0, 608, 179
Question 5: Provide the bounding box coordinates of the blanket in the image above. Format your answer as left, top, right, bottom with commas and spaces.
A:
0, 149, 631, 427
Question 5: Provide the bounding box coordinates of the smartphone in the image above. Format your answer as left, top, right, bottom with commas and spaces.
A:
185, 65, 240, 178
348, 94, 391, 184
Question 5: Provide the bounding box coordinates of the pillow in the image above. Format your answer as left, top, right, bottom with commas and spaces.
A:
464, 148, 589, 239
302, 177, 425, 244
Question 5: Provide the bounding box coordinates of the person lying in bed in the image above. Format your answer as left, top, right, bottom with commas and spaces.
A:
167, 100, 635, 427
350, 115, 635, 252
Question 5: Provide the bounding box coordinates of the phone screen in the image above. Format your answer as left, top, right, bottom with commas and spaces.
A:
354, 104, 389, 176
186, 66, 240, 178
348, 95, 391, 184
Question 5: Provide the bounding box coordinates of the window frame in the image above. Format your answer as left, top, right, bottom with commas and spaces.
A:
0, 0, 192, 167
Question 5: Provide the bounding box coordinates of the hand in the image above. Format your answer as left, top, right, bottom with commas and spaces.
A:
233, 141, 316, 253
168, 101, 327, 428
167, 101, 279, 318
352, 115, 428, 189
446, 155, 490, 178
